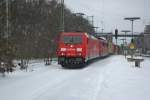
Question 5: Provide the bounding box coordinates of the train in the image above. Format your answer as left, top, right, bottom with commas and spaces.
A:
57, 32, 118, 68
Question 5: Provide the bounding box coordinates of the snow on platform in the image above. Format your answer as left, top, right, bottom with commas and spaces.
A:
0, 55, 150, 100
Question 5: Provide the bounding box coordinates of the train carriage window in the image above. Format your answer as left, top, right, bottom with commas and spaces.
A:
64, 36, 73, 44
63, 36, 82, 44
74, 36, 82, 44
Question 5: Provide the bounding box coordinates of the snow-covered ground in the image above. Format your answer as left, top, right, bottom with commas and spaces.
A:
0, 55, 150, 100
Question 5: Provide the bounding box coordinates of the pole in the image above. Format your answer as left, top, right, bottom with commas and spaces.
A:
125, 32, 127, 43
123, 32, 127, 57
115, 39, 118, 54
91, 16, 94, 27
131, 20, 133, 40
6, 0, 9, 38
102, 28, 104, 33
131, 20, 134, 58
124, 17, 140, 59
60, 0, 64, 32
125, 32, 127, 58
120, 39, 125, 56
123, 39, 125, 56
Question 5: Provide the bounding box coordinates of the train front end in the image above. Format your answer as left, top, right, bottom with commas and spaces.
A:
57, 32, 87, 68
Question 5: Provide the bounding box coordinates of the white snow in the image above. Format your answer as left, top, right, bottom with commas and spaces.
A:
0, 55, 150, 100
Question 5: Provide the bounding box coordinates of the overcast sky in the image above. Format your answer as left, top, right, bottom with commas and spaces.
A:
64, 0, 150, 33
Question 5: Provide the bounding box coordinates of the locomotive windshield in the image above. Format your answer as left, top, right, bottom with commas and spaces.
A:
63, 36, 82, 44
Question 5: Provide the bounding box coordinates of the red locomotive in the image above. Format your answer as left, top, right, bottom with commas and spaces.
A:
57, 32, 116, 68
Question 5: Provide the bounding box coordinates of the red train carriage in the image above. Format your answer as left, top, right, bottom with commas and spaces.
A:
57, 32, 100, 68
57, 32, 117, 68
98, 38, 109, 56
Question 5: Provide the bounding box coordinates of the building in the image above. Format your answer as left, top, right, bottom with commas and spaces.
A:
144, 25, 150, 53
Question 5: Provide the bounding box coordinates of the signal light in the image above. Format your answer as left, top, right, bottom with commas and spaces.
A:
115, 29, 118, 39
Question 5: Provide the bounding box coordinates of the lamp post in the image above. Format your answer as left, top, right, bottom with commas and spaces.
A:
124, 17, 140, 42
87, 16, 94, 27
73, 13, 85, 25
73, 12, 85, 32
124, 17, 140, 58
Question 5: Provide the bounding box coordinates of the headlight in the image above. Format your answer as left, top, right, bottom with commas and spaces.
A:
76, 48, 82, 52
60, 48, 66, 51
61, 53, 64, 55
77, 53, 82, 56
